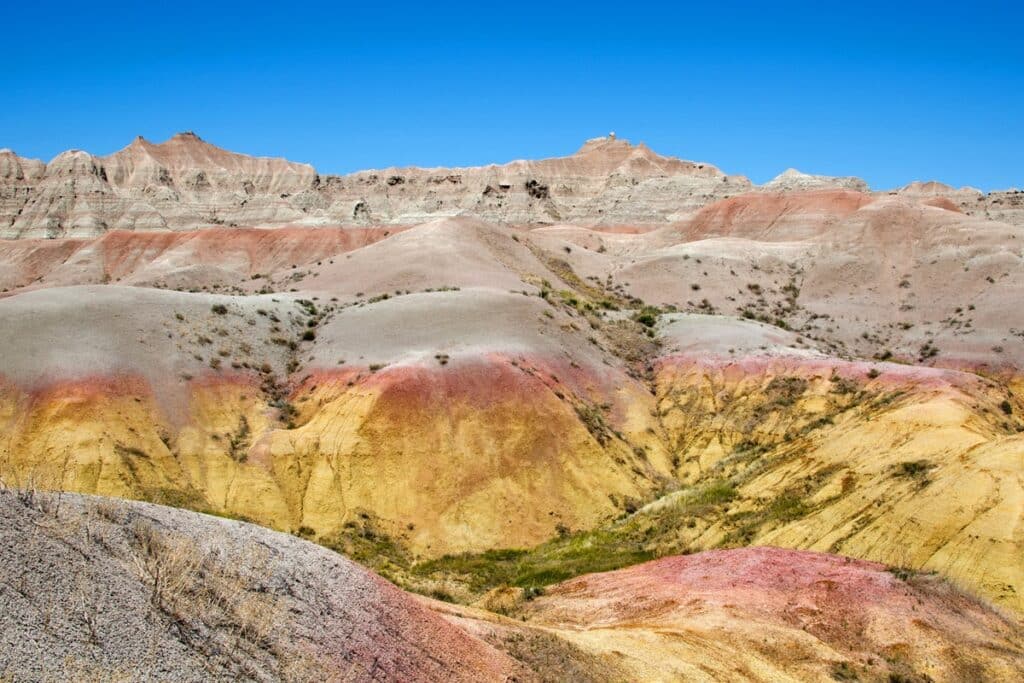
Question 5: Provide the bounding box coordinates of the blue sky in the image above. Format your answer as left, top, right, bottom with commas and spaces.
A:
4, 1, 1021, 189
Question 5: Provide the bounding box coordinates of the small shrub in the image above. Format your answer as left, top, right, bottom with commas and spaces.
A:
115, 443, 148, 458
895, 460, 933, 479
692, 481, 737, 505
888, 566, 916, 581
430, 589, 455, 602
211, 304, 228, 315
574, 403, 613, 445
765, 376, 808, 406
831, 661, 859, 681
633, 306, 661, 328
766, 493, 808, 522
227, 415, 251, 461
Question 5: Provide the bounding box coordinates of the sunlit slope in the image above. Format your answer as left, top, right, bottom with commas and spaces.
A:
9, 490, 1020, 682
506, 548, 1024, 682
0, 217, 1021, 614
651, 350, 1023, 612
0, 284, 671, 556
411, 315, 1024, 613
0, 491, 523, 682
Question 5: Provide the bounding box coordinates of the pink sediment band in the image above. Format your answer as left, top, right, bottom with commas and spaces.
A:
18, 373, 155, 402
294, 352, 623, 407
548, 547, 925, 620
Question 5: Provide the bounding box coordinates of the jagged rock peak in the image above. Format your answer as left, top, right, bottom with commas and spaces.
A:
104, 132, 317, 180
763, 167, 869, 192
574, 135, 673, 162
575, 134, 635, 153
900, 180, 957, 194
0, 149, 46, 181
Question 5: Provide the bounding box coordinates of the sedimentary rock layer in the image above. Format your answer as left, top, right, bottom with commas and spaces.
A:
4, 133, 1019, 238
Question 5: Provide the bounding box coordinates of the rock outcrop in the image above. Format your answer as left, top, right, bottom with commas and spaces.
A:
762, 167, 869, 193
4, 133, 1020, 237
1, 133, 315, 238
1, 135, 750, 237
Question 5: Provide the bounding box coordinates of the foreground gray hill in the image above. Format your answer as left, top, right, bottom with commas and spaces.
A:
0, 490, 521, 682
3, 489, 1023, 682
7, 133, 1019, 238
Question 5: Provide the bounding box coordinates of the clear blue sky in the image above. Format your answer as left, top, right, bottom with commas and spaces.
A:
4, 1, 1021, 190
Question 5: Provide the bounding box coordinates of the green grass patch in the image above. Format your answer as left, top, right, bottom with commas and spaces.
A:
766, 492, 809, 522
410, 479, 739, 597
690, 480, 737, 506
323, 516, 411, 571
413, 529, 655, 594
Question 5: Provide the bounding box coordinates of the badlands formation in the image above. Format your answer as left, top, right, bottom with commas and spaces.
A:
1, 133, 1023, 680
4, 132, 1022, 236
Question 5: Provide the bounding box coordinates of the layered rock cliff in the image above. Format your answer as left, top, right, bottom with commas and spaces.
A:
4, 133, 1019, 238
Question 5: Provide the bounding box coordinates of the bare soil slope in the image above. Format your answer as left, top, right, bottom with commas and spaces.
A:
512, 547, 1024, 682
0, 490, 521, 682
3, 491, 1021, 682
